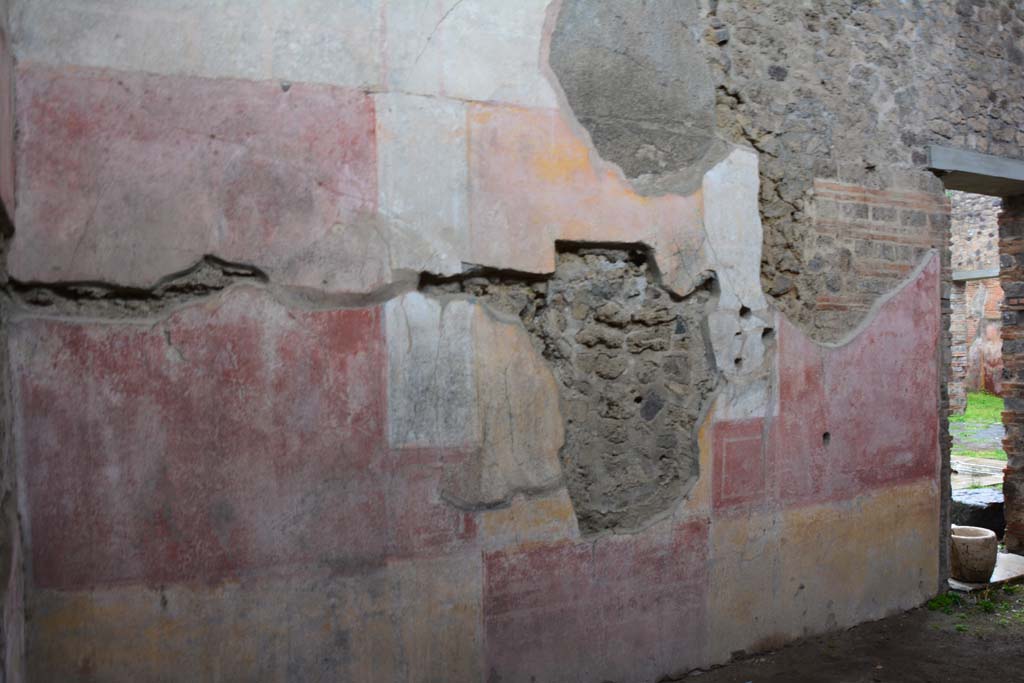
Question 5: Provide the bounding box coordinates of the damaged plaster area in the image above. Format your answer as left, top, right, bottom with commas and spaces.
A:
7, 0, 779, 546
423, 244, 718, 535
10, 239, 741, 539
7, 257, 267, 319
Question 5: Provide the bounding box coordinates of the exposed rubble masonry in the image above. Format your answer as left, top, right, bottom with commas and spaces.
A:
423, 245, 719, 534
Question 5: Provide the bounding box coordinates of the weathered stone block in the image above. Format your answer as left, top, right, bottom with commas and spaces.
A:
840, 202, 869, 220
900, 209, 928, 227
871, 205, 898, 222
951, 488, 1005, 538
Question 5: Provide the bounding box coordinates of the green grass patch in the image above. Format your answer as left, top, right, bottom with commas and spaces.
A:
950, 392, 1005, 424
956, 448, 1007, 461
927, 592, 963, 614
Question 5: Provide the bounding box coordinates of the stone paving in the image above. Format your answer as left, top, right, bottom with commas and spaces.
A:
951, 458, 1004, 490
951, 420, 1005, 452
950, 418, 1006, 489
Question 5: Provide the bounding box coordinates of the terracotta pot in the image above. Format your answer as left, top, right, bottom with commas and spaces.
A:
950, 525, 998, 583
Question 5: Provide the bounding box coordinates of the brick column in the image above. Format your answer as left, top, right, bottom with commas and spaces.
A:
934, 199, 954, 585
999, 195, 1024, 553
949, 282, 968, 414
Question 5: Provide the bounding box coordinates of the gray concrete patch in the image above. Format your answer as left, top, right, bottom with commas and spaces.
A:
549, 0, 725, 195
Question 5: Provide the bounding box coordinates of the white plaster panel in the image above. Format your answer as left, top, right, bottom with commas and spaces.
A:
12, 1, 226, 78
385, 293, 477, 449
376, 92, 469, 277
703, 148, 773, 378
13, 0, 381, 88
702, 147, 768, 313
384, 0, 558, 107
268, 0, 381, 88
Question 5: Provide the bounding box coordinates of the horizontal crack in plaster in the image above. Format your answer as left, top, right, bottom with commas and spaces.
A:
7, 256, 269, 319
5, 256, 424, 321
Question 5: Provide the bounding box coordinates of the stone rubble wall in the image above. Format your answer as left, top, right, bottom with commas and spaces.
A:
951, 191, 1002, 274
0, 1, 976, 680
699, 0, 1024, 341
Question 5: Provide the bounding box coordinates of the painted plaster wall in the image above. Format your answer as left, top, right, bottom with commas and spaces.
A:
7, 1, 941, 681
695, 4, 1022, 567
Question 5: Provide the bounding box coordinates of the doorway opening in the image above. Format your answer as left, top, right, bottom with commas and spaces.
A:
931, 145, 1024, 561
948, 191, 1006, 544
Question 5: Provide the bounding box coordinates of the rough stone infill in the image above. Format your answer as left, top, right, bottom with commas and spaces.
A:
998, 196, 1024, 554
950, 281, 968, 415
423, 245, 718, 535
951, 191, 1002, 273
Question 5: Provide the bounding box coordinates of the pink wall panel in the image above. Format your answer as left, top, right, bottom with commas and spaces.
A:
483, 519, 709, 683
713, 255, 940, 514
15, 290, 392, 588
12, 65, 377, 287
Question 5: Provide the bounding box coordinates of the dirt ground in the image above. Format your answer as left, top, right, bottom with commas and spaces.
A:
680, 584, 1024, 683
